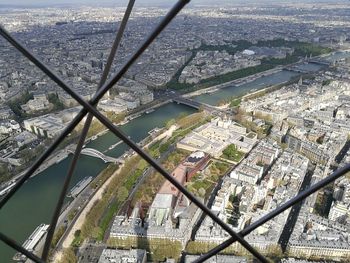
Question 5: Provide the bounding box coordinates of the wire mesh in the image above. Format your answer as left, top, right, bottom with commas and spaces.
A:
0, 0, 349, 262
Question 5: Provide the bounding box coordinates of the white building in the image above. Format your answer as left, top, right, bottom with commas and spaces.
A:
230, 163, 263, 184
177, 117, 257, 157
118, 92, 140, 110
0, 120, 20, 134
98, 99, 127, 113
329, 202, 349, 223
23, 115, 65, 138
21, 94, 50, 113
98, 249, 147, 263
242, 49, 255, 56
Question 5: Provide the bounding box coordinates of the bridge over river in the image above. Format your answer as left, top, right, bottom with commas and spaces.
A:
172, 97, 221, 112
68, 148, 124, 164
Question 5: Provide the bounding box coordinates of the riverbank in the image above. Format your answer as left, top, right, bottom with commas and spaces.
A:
241, 77, 299, 101
0, 148, 70, 192
53, 121, 180, 261
183, 48, 339, 100
0, 103, 198, 263
184, 66, 284, 98
53, 162, 125, 262
0, 99, 169, 192
4, 53, 330, 188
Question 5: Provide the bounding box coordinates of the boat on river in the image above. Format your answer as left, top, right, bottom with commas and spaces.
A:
13, 224, 49, 261
67, 176, 93, 198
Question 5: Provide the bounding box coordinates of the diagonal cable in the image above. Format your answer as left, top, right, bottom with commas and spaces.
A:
0, 0, 188, 210
0, 232, 44, 263
0, 1, 269, 260
193, 163, 350, 263
56, 98, 269, 261
41, 0, 135, 260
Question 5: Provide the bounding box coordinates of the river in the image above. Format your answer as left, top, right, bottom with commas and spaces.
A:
325, 50, 350, 62
193, 62, 326, 106
0, 52, 347, 262
0, 103, 195, 262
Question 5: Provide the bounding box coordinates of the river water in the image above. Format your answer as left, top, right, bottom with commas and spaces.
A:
325, 50, 350, 62
193, 62, 327, 106
0, 52, 347, 262
0, 103, 195, 262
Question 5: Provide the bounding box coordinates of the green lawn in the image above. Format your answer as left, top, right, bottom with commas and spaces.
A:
186, 161, 230, 199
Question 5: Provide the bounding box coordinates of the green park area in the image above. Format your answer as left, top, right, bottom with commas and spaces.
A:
230, 97, 242, 108
57, 111, 212, 263
57, 156, 150, 263
217, 96, 242, 107
130, 148, 189, 206
186, 161, 230, 199
221, 144, 245, 162
70, 156, 148, 247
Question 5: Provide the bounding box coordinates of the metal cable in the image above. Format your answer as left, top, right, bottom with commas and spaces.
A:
0, 0, 188, 210
0, 232, 45, 263
40, 1, 136, 260
0, 1, 268, 259
193, 163, 350, 262
2, 0, 347, 262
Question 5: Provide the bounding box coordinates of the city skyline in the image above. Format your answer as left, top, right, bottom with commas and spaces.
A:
0, 0, 348, 7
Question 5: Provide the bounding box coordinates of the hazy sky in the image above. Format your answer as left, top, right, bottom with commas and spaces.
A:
0, 0, 210, 6
0, 0, 345, 7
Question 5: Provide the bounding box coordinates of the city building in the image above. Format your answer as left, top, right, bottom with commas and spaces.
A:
177, 117, 257, 158
98, 248, 147, 263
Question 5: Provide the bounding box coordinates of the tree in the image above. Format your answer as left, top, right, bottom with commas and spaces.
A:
18, 148, 33, 163
222, 144, 244, 162
59, 248, 77, 263
48, 93, 64, 111
0, 163, 11, 184
159, 142, 170, 154
198, 188, 206, 197
51, 225, 65, 248
74, 229, 81, 238
322, 79, 332, 86
165, 118, 176, 129
91, 227, 102, 239
223, 144, 236, 157
176, 112, 188, 121
116, 186, 129, 202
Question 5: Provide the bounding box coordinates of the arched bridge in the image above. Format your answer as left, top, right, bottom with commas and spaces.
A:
69, 148, 123, 164
172, 97, 218, 112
